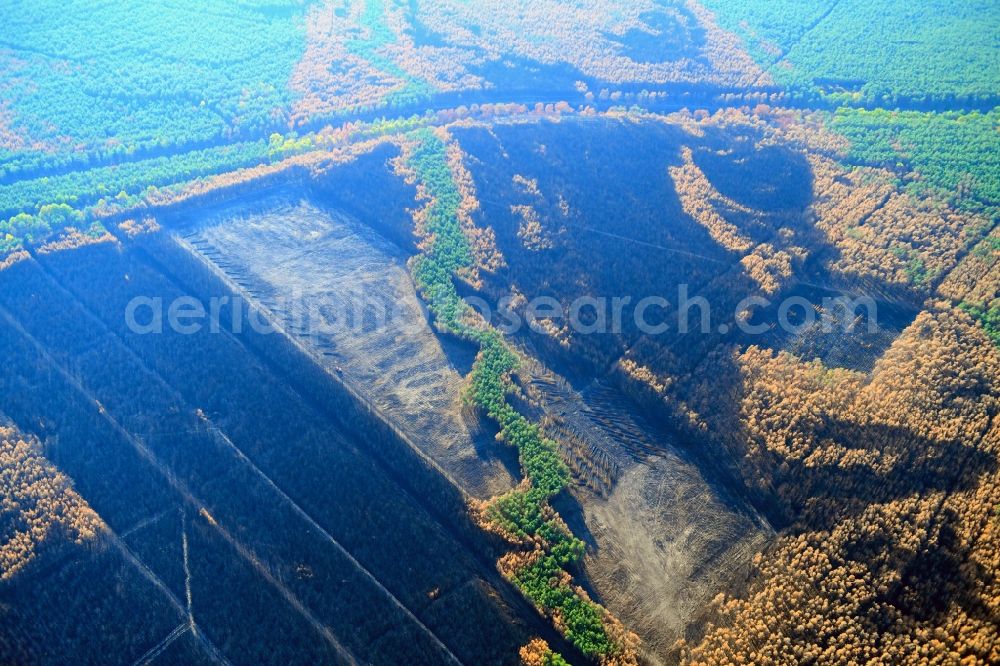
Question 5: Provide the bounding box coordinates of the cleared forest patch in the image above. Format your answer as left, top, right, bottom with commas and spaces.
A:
518, 356, 772, 664
180, 193, 519, 499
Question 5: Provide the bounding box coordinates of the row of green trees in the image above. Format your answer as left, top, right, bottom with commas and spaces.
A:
0, 137, 291, 256
0, 139, 272, 220
0, 110, 462, 260
403, 128, 617, 660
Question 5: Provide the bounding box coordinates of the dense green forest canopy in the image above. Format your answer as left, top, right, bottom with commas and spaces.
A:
703, 0, 1000, 102
0, 0, 307, 177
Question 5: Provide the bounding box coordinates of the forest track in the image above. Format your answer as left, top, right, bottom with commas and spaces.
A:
119, 509, 173, 540
754, 0, 844, 79
132, 622, 189, 666
205, 422, 462, 665
155, 230, 585, 662
104, 526, 232, 665
0, 297, 359, 666
25, 249, 469, 665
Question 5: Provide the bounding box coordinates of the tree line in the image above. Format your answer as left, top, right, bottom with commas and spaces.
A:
397, 127, 640, 664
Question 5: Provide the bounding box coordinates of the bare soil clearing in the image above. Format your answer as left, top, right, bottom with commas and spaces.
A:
181, 194, 520, 499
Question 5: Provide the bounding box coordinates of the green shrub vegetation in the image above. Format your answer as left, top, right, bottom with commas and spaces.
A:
831, 108, 1000, 208
0, 203, 110, 255
403, 128, 616, 659
548, 652, 572, 666
0, 140, 279, 254
961, 300, 1000, 347
0, 204, 79, 251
